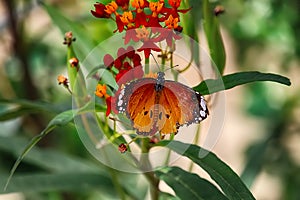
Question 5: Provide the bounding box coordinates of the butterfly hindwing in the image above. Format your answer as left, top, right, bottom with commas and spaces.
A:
158, 87, 183, 134
161, 80, 208, 131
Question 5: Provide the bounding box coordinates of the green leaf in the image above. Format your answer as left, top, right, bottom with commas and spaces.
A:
1, 173, 114, 194
155, 166, 228, 200
194, 71, 291, 95
240, 142, 266, 188
159, 192, 180, 200
4, 110, 75, 190
0, 136, 100, 173
157, 140, 255, 200
202, 0, 226, 74
181, 0, 202, 67
0, 99, 59, 121
86, 65, 106, 79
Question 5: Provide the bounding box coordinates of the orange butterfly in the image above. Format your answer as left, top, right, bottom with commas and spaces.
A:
116, 72, 209, 136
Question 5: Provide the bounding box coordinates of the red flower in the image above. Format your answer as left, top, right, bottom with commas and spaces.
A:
147, 2, 164, 28
103, 54, 114, 68
91, 3, 110, 18
132, 53, 142, 66
138, 40, 161, 58
116, 0, 129, 10
124, 29, 140, 44
106, 95, 119, 116
116, 65, 143, 85
155, 28, 182, 47
134, 12, 148, 28
131, 0, 149, 27
117, 47, 127, 60
168, 0, 181, 8
161, 0, 191, 21
115, 15, 125, 33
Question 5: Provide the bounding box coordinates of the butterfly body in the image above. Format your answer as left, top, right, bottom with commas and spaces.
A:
116, 72, 208, 136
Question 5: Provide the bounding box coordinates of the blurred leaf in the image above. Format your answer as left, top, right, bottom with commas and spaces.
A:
1, 173, 114, 194
4, 110, 75, 190
0, 99, 59, 121
41, 3, 97, 62
181, 0, 202, 66
202, 0, 226, 74
157, 140, 255, 200
241, 141, 267, 188
86, 65, 106, 79
0, 136, 100, 173
159, 192, 179, 200
194, 71, 291, 95
155, 166, 228, 200
118, 173, 148, 200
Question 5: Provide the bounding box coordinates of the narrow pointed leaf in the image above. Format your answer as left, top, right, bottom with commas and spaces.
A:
194, 71, 291, 95
0, 136, 100, 173
1, 173, 114, 194
156, 140, 255, 200
155, 166, 228, 200
203, 0, 226, 74
4, 110, 74, 190
0, 99, 59, 121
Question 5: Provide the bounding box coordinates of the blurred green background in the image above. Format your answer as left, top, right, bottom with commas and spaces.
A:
0, 0, 299, 199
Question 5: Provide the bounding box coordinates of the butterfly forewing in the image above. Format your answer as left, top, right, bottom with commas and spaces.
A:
117, 78, 157, 134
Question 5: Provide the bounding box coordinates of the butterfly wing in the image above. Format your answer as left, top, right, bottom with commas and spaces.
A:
117, 78, 158, 135
158, 80, 209, 134
116, 78, 208, 136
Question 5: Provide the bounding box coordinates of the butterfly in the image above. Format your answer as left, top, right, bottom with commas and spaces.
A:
116, 72, 209, 136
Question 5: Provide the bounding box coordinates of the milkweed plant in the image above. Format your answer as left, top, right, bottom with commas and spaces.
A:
1, 0, 291, 200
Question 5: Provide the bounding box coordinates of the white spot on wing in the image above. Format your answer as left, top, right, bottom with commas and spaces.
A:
200, 98, 206, 111
200, 110, 206, 117
117, 100, 123, 106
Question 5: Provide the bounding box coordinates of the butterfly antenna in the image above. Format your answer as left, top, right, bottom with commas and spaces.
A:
164, 64, 179, 73
150, 53, 161, 72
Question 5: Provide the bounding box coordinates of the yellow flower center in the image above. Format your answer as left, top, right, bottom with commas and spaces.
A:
149, 2, 164, 17
164, 15, 179, 29
105, 1, 118, 15
131, 0, 145, 13
135, 26, 150, 41
120, 11, 134, 26
95, 84, 110, 98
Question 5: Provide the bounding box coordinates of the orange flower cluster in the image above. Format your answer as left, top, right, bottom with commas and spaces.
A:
92, 0, 191, 118
91, 0, 191, 58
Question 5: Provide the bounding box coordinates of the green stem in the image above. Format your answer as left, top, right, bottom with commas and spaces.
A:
145, 57, 150, 74
140, 138, 160, 200
161, 52, 166, 72
163, 133, 175, 166
188, 124, 202, 172
170, 48, 178, 81
144, 171, 160, 200
107, 167, 127, 200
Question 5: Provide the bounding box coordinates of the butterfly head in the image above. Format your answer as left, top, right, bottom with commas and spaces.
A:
155, 72, 165, 92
